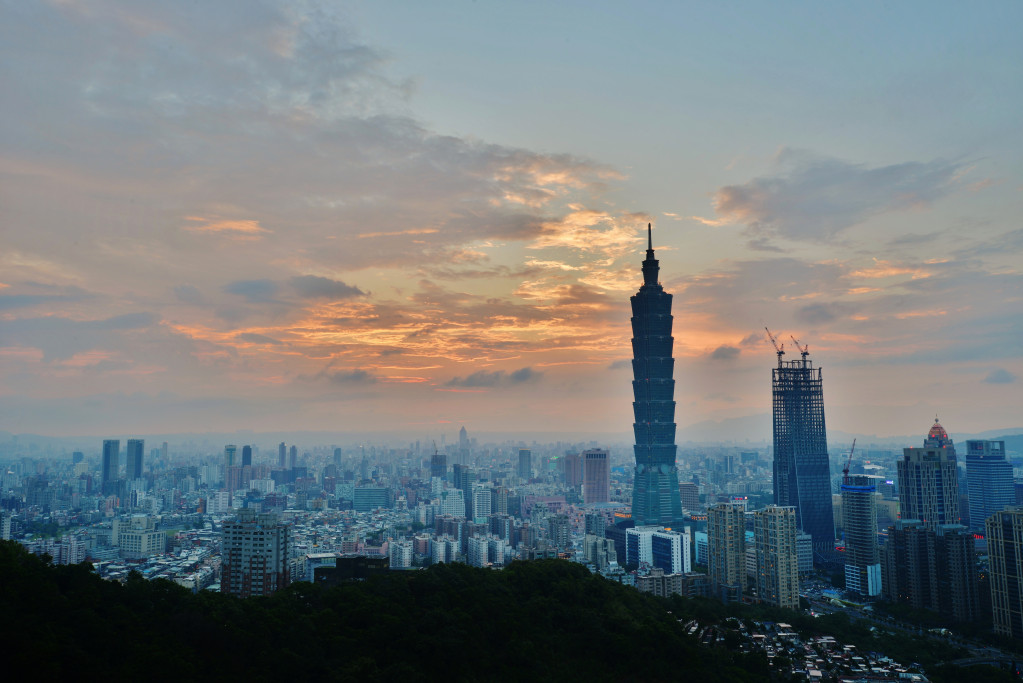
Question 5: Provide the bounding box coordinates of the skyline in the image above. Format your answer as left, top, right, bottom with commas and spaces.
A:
2, 1, 1022, 437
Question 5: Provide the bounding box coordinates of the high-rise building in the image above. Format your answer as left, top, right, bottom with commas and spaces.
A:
458, 426, 470, 466
966, 440, 1013, 532
771, 347, 834, 560
679, 482, 700, 513
584, 512, 607, 538
708, 502, 746, 603
101, 439, 120, 495
221, 509, 291, 598
630, 224, 684, 528
288, 445, 298, 470
582, 448, 610, 504
988, 508, 1023, 637
881, 519, 978, 623
125, 439, 144, 481
389, 540, 412, 569
626, 526, 657, 567
224, 445, 237, 470
430, 449, 447, 480
897, 419, 961, 530
452, 464, 476, 519
472, 484, 492, 524
561, 452, 583, 487
278, 442, 287, 469
754, 505, 799, 610
651, 529, 690, 575
241, 445, 252, 468
517, 449, 532, 481
841, 476, 881, 596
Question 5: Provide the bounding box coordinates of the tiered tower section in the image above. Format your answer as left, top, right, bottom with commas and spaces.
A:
630, 224, 684, 527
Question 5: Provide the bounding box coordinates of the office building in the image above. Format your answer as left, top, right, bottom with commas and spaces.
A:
754, 505, 799, 610
241, 445, 252, 468
517, 449, 532, 481
125, 439, 144, 481
707, 502, 746, 603
224, 445, 237, 471
582, 448, 610, 504
561, 451, 583, 487
679, 482, 700, 513
630, 224, 684, 527
278, 442, 287, 469
221, 509, 291, 598
897, 419, 961, 530
966, 440, 1013, 533
353, 486, 390, 512
842, 476, 881, 597
101, 439, 120, 496
116, 515, 166, 559
626, 526, 658, 567
288, 445, 298, 470
651, 529, 690, 575
988, 508, 1023, 637
771, 346, 834, 560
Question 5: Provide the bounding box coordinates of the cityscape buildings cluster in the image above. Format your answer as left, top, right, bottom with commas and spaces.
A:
0, 223, 1020, 657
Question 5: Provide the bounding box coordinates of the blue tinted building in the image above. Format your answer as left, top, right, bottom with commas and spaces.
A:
630, 224, 684, 527
966, 439, 1013, 532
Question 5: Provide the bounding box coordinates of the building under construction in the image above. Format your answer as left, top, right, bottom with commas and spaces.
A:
769, 336, 835, 564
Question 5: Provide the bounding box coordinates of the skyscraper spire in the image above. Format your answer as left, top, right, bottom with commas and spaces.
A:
642, 223, 660, 286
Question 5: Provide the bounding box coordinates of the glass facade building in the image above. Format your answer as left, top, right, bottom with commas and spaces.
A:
966, 439, 1013, 532
772, 354, 834, 559
630, 224, 684, 528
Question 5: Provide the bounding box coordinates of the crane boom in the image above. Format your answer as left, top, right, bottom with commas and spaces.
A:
764, 326, 785, 367
842, 438, 857, 485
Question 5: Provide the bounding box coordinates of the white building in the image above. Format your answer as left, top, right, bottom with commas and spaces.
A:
389, 540, 413, 569
467, 535, 489, 568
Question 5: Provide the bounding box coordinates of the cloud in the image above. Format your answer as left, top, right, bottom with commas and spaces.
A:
223, 279, 280, 303
709, 345, 740, 361
794, 302, 859, 325
235, 333, 283, 345
83, 313, 158, 330
326, 369, 377, 384
173, 285, 204, 305
984, 369, 1017, 384
445, 366, 542, 387
713, 150, 965, 241
289, 275, 365, 299
608, 359, 631, 370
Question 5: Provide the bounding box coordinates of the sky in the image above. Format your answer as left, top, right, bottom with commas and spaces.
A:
1, 0, 1021, 440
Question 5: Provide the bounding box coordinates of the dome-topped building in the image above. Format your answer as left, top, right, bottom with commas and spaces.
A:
924, 417, 954, 449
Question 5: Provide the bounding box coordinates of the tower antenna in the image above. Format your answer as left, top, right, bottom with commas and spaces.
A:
647, 222, 653, 250
764, 327, 785, 367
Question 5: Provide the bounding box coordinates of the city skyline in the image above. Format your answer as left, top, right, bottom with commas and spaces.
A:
2, 1, 1022, 437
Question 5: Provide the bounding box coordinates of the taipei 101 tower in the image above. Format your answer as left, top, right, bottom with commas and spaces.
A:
630, 223, 685, 527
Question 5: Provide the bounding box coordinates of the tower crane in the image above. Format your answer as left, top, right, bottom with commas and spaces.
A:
842, 438, 857, 485
790, 335, 810, 363
764, 327, 785, 366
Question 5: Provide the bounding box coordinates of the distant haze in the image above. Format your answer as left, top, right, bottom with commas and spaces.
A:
1, 2, 1020, 438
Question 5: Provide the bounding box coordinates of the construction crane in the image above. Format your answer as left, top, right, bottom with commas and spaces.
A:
764, 326, 785, 366
789, 335, 810, 363
842, 438, 857, 485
